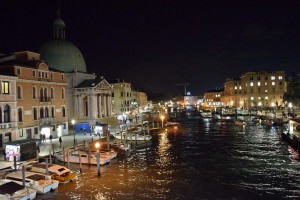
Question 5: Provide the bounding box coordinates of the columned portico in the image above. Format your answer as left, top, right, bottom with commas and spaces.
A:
73, 78, 112, 126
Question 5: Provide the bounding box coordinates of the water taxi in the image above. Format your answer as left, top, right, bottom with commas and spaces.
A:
0, 179, 37, 200
5, 171, 59, 194
27, 162, 77, 183
201, 110, 212, 118
54, 150, 111, 165
115, 132, 152, 141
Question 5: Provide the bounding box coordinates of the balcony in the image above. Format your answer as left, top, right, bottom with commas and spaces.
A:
40, 97, 51, 102
39, 117, 54, 124
0, 122, 17, 130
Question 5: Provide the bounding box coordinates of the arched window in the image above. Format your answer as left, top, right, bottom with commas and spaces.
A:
51, 88, 54, 99
0, 107, 2, 123
18, 108, 23, 122
40, 87, 43, 100
44, 87, 48, 99
51, 107, 55, 118
45, 107, 49, 117
3, 105, 10, 123
62, 106, 66, 117
33, 107, 37, 120
40, 107, 44, 119
32, 87, 37, 99
61, 88, 65, 99
17, 86, 22, 99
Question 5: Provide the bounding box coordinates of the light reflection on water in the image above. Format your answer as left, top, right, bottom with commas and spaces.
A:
36, 118, 300, 199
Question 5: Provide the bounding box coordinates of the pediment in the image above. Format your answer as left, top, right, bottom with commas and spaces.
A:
38, 62, 48, 71
95, 79, 112, 90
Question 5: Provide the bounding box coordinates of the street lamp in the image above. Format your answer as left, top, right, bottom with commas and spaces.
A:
95, 142, 101, 176
160, 115, 165, 127
71, 119, 76, 145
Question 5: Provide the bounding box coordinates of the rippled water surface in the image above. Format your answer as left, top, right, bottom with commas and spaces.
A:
38, 117, 300, 199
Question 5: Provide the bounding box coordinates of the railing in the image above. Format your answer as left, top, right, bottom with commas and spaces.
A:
40, 117, 54, 124
40, 97, 51, 102
0, 122, 17, 129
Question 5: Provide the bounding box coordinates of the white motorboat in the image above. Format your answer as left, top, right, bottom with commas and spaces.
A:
110, 142, 131, 152
5, 171, 59, 194
55, 150, 111, 165
115, 132, 152, 141
201, 110, 212, 118
27, 162, 77, 184
0, 179, 37, 200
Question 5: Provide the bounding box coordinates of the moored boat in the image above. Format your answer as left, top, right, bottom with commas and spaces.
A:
201, 110, 212, 118
0, 179, 37, 200
27, 162, 77, 183
234, 119, 246, 126
115, 132, 152, 141
165, 122, 180, 127
54, 150, 111, 165
5, 171, 59, 194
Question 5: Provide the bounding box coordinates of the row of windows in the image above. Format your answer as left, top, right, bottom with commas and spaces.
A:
250, 96, 282, 100
120, 92, 132, 97
17, 86, 65, 100
248, 75, 283, 81
18, 106, 66, 122
17, 68, 64, 80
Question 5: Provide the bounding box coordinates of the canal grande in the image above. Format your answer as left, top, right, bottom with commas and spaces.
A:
38, 116, 300, 199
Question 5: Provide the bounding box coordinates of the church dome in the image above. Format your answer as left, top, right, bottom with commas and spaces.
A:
39, 13, 87, 73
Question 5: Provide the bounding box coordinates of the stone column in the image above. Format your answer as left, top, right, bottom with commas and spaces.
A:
74, 95, 79, 119
108, 95, 112, 117
99, 94, 102, 118
87, 94, 91, 118
103, 94, 107, 117
78, 95, 83, 119
92, 94, 97, 118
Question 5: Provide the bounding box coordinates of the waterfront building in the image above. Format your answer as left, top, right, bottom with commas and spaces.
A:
240, 71, 286, 109
284, 73, 300, 109
0, 51, 68, 140
132, 90, 148, 109
221, 78, 244, 108
0, 74, 18, 148
108, 80, 133, 115
202, 89, 224, 110
39, 12, 112, 127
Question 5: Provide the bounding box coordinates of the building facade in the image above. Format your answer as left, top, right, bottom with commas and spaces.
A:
202, 89, 224, 109
0, 51, 68, 140
240, 71, 286, 109
0, 75, 18, 148
109, 80, 133, 115
221, 78, 243, 108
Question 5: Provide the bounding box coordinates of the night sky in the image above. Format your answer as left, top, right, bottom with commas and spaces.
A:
1, 0, 300, 98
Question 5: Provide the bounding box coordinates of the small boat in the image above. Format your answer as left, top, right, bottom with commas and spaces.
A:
201, 110, 212, 118
165, 122, 180, 127
54, 150, 111, 165
110, 142, 131, 152
115, 132, 152, 141
234, 119, 246, 126
5, 171, 59, 194
0, 179, 37, 200
262, 118, 274, 126
27, 162, 77, 183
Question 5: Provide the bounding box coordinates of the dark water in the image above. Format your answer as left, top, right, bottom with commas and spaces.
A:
38, 117, 300, 199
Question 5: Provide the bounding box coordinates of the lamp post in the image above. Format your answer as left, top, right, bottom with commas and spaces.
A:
71, 119, 76, 145
160, 115, 165, 128
95, 142, 101, 177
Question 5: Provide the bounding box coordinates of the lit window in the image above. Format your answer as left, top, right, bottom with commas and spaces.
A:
265, 90, 268, 93
239, 86, 242, 89
271, 76, 275, 80
257, 82, 261, 86
258, 97, 261, 100
278, 76, 283, 80
265, 82, 267, 86
251, 97, 254, 100
272, 82, 275, 86
234, 86, 237, 89
250, 82, 253, 86
1, 81, 10, 94
265, 96, 268, 99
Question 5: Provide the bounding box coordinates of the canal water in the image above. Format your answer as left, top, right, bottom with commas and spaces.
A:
38, 116, 300, 199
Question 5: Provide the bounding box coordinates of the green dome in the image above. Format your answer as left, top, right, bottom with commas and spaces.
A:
39, 14, 87, 73
40, 39, 87, 73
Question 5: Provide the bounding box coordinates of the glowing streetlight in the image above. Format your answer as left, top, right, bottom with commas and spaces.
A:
71, 119, 76, 145
95, 142, 101, 176
160, 115, 165, 127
